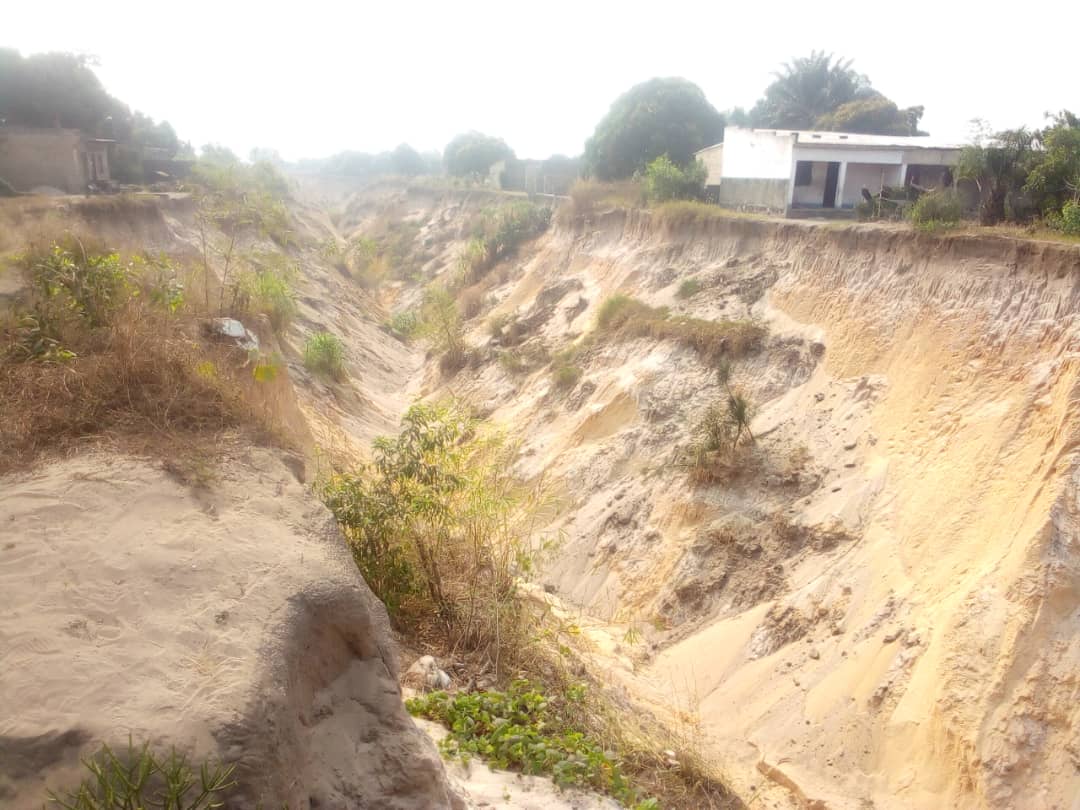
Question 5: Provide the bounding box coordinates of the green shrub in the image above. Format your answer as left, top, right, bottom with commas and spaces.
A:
386, 310, 421, 340
417, 286, 467, 373
408, 681, 652, 808
24, 242, 131, 329
553, 363, 582, 390
303, 331, 346, 379
642, 155, 706, 203
46, 739, 235, 810
675, 277, 703, 299
909, 188, 963, 231
455, 202, 551, 284
1061, 200, 1080, 235
320, 402, 550, 666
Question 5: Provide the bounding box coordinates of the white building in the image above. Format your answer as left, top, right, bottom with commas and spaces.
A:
696, 127, 963, 215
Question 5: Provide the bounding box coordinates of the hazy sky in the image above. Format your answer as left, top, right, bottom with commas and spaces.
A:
7, 1, 1079, 161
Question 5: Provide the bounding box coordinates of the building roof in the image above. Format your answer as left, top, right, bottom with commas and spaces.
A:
697, 127, 964, 155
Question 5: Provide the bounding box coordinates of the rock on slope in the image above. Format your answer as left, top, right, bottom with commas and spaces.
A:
0, 447, 461, 809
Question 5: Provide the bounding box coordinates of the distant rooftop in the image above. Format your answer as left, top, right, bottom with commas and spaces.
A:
699, 127, 965, 153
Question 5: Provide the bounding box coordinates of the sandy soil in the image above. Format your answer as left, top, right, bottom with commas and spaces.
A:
0, 447, 459, 809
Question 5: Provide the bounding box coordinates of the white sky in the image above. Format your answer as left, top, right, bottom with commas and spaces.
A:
6, 0, 1079, 161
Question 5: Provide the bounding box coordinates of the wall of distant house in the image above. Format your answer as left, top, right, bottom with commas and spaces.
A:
721, 128, 796, 180
697, 144, 723, 186
0, 128, 87, 193
715, 178, 789, 210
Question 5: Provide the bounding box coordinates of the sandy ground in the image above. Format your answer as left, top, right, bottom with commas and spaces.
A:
0, 448, 459, 809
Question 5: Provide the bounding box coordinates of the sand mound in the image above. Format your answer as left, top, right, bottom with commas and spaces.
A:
0, 447, 461, 809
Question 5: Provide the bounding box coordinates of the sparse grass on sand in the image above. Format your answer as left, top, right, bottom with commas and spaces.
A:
595, 294, 765, 364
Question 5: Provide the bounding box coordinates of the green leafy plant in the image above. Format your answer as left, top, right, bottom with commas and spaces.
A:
46, 739, 236, 810
26, 242, 131, 328
303, 331, 346, 380
1061, 199, 1080, 235
407, 681, 651, 808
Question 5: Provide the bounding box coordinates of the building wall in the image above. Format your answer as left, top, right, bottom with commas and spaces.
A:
794, 146, 905, 166
721, 128, 796, 179
841, 163, 904, 207
900, 148, 958, 167
791, 161, 832, 207
0, 128, 87, 193
716, 177, 789, 210
697, 144, 724, 186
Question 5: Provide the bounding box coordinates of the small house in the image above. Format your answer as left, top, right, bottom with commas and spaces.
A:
0, 126, 114, 194
696, 126, 963, 216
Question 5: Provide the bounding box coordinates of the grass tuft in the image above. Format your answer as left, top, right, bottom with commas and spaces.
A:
675, 277, 704, 299
595, 295, 764, 364
47, 738, 236, 810
303, 331, 346, 380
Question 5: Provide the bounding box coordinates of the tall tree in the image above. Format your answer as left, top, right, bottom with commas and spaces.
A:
956, 128, 1035, 225
390, 143, 426, 176
443, 132, 514, 177
584, 78, 724, 180
751, 51, 878, 130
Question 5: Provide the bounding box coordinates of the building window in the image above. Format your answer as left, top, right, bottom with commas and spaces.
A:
794, 161, 813, 186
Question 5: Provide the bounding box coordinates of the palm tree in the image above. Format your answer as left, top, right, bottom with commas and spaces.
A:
752, 51, 873, 130
727, 392, 754, 451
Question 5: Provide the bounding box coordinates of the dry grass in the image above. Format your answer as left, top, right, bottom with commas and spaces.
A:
652, 200, 766, 228
557, 179, 645, 225
0, 245, 294, 477
595, 294, 765, 364
457, 283, 486, 319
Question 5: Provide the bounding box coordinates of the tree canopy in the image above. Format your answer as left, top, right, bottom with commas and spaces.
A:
390, 143, 426, 176
443, 132, 514, 177
814, 96, 925, 136
0, 49, 180, 155
750, 51, 923, 136
583, 78, 725, 180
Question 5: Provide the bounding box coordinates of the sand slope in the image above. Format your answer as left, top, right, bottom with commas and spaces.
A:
406, 206, 1080, 808
0, 447, 460, 809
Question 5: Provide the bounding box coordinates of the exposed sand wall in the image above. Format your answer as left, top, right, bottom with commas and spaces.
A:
427, 208, 1080, 808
